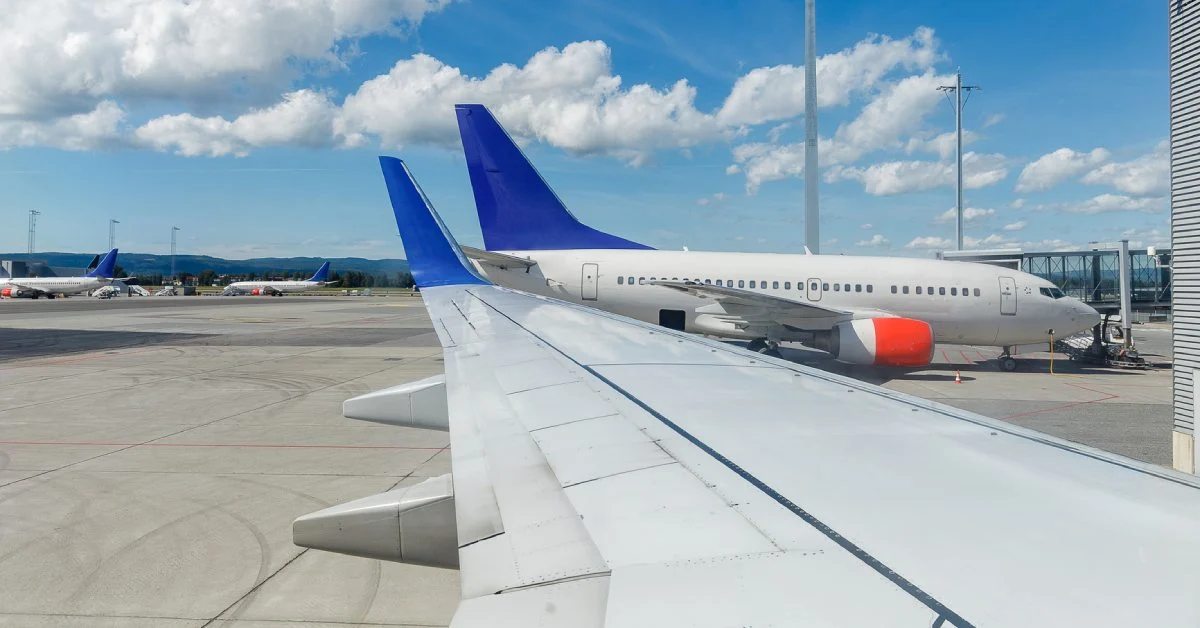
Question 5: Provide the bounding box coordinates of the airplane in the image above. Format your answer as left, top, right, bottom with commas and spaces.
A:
293, 157, 1200, 626
0, 248, 121, 299
451, 104, 1099, 371
222, 261, 334, 296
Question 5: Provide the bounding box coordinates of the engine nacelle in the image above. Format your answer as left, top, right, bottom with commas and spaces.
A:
250, 288, 263, 296
0, 287, 10, 298
830, 318, 934, 367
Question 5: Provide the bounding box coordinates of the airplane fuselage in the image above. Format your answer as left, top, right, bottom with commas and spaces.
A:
0, 276, 112, 297
475, 249, 1100, 347
225, 280, 324, 295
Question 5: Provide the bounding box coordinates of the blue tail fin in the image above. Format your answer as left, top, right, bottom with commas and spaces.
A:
86, 249, 118, 278
308, 261, 331, 282
379, 157, 488, 289
454, 104, 652, 251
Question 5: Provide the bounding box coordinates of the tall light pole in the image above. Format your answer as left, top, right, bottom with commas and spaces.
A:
803, 0, 820, 254
27, 210, 40, 254
170, 226, 180, 281
109, 219, 119, 249
937, 71, 980, 250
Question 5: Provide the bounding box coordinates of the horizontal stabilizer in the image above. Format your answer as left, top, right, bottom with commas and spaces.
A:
462, 246, 537, 269
293, 474, 457, 568
343, 374, 448, 431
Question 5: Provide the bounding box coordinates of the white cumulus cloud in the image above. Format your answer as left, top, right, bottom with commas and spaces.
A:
905, 236, 953, 249
935, 206, 994, 224
1002, 220, 1028, 232
716, 27, 940, 127
1081, 141, 1168, 197
0, 0, 450, 120
1015, 147, 1110, 193
828, 152, 1009, 196
1061, 193, 1162, 214
856, 234, 890, 247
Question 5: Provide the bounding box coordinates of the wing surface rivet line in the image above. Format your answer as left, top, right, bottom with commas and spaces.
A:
468, 291, 976, 628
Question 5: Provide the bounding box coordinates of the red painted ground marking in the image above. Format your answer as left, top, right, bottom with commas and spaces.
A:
940, 349, 953, 364
959, 350, 972, 364
0, 440, 444, 450
1000, 380, 1120, 420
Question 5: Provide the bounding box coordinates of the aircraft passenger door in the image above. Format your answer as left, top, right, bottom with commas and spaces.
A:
998, 276, 1017, 316
806, 277, 823, 302
581, 263, 599, 301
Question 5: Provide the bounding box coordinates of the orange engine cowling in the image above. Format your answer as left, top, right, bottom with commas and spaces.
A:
831, 318, 934, 367
0, 287, 10, 298
251, 288, 263, 296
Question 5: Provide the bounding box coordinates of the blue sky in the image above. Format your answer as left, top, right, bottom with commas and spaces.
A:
0, 0, 1170, 259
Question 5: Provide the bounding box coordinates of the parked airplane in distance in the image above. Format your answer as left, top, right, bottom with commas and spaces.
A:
223, 262, 334, 296
293, 157, 1200, 627
453, 104, 1098, 371
0, 248, 121, 299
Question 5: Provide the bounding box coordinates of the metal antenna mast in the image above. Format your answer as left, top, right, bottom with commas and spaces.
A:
109, 219, 119, 249
804, 0, 820, 254
170, 226, 180, 280
27, 210, 40, 254
937, 71, 980, 250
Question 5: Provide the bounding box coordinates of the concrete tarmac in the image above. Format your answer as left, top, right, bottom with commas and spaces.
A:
0, 295, 1176, 625
0, 296, 457, 627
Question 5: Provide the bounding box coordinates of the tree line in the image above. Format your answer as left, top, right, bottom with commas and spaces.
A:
127, 269, 415, 288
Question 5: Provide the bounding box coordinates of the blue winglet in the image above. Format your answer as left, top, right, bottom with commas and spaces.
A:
307, 261, 331, 282
85, 248, 118, 278
455, 104, 653, 251
379, 157, 488, 289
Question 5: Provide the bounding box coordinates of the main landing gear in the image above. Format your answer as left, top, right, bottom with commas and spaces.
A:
998, 347, 1018, 372
746, 338, 783, 359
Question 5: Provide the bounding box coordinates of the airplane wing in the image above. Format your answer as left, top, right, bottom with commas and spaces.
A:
300, 157, 1200, 627
650, 279, 889, 331
462, 245, 538, 270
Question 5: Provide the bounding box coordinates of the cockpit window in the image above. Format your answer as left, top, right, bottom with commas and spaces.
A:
1039, 287, 1066, 299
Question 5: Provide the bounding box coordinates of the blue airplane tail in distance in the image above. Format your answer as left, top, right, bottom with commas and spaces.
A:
85, 248, 118, 278
308, 261, 331, 282
454, 104, 653, 252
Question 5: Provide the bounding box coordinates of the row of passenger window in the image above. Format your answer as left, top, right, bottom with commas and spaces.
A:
615, 275, 982, 297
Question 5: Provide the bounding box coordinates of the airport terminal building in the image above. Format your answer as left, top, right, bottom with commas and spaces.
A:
1173, 0, 1199, 473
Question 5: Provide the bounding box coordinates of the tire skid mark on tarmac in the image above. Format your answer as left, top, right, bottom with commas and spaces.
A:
0, 357, 409, 490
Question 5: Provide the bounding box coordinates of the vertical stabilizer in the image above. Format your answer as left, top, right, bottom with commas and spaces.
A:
455, 104, 652, 251
85, 249, 118, 278
308, 261, 331, 282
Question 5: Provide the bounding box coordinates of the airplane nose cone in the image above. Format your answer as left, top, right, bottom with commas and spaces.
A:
1068, 300, 1101, 331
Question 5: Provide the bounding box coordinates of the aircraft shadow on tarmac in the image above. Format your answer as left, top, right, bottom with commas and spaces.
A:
0, 328, 210, 362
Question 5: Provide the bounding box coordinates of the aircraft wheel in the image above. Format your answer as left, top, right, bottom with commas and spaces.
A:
746, 338, 768, 353
31, 293, 40, 299
999, 356, 1018, 372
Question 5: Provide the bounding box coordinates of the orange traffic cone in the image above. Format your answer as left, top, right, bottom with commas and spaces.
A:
954, 370, 962, 384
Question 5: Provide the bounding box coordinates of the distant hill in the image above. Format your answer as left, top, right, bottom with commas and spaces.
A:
0, 252, 409, 276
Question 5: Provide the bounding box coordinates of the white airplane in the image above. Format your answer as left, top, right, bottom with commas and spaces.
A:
452, 104, 1098, 371
0, 248, 120, 299
293, 158, 1200, 627
223, 262, 333, 296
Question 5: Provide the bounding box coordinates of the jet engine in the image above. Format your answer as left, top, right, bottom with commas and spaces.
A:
250, 288, 263, 296
812, 318, 934, 367
0, 287, 10, 298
